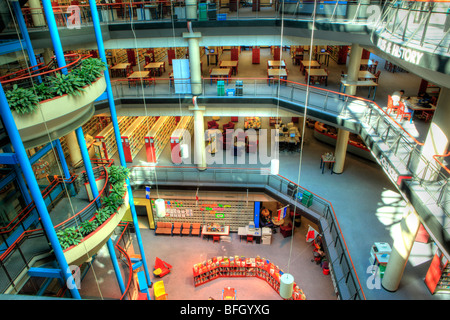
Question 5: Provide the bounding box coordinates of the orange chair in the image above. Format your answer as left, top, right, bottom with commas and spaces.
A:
172, 222, 182, 236
396, 101, 412, 122
386, 95, 399, 115
181, 223, 191, 236
153, 257, 172, 278
191, 223, 202, 237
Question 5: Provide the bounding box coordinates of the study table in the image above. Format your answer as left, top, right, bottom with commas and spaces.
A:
219, 60, 238, 75
292, 52, 305, 65
360, 59, 377, 71
127, 71, 150, 87
315, 51, 330, 66
110, 63, 131, 77
403, 96, 436, 122
267, 69, 287, 85
305, 68, 328, 86
267, 60, 286, 69
320, 154, 336, 174
210, 68, 231, 84
339, 79, 378, 100
300, 60, 321, 74
207, 52, 219, 66
144, 61, 165, 76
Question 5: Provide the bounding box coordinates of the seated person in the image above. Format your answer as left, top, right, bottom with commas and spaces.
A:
391, 90, 404, 106
259, 207, 275, 231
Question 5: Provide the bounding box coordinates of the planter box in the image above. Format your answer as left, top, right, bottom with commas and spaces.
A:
13, 75, 106, 149
63, 190, 130, 267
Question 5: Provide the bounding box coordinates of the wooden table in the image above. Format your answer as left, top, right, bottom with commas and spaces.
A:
219, 60, 238, 75
315, 52, 330, 66
202, 225, 230, 241
110, 63, 131, 77
292, 53, 305, 65
300, 60, 321, 74
305, 68, 328, 86
267, 68, 287, 85
339, 79, 378, 100
403, 96, 437, 122
144, 61, 165, 76
342, 71, 377, 81
127, 71, 150, 87
210, 68, 231, 84
320, 154, 336, 174
268, 60, 286, 68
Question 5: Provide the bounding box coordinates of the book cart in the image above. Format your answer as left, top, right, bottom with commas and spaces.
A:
95, 116, 138, 159
169, 116, 194, 164
121, 116, 157, 162
144, 116, 177, 163
193, 256, 306, 300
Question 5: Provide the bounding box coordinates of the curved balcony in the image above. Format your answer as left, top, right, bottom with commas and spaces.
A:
1, 54, 106, 149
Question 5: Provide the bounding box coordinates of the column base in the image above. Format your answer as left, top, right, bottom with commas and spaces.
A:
381, 282, 398, 293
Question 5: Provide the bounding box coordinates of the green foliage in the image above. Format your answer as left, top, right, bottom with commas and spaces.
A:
5, 84, 39, 114
80, 219, 98, 236
107, 165, 130, 185
95, 207, 112, 224
34, 82, 55, 102
57, 227, 83, 250
50, 72, 86, 97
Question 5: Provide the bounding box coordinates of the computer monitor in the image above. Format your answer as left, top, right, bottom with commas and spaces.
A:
320, 49, 326, 53
210, 49, 215, 53
290, 133, 295, 138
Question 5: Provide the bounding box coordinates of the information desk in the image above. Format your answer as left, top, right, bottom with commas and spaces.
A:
193, 256, 306, 300
202, 225, 230, 241
339, 79, 378, 100
238, 226, 262, 243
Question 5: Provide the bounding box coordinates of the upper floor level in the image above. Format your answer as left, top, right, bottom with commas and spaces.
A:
0, 0, 449, 88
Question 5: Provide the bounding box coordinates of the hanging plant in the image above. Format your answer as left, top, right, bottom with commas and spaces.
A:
5, 84, 39, 114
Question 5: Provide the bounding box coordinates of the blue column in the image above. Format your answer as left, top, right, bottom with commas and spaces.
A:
0, 83, 81, 299
11, 1, 38, 70
53, 139, 71, 180
41, 0, 67, 74
106, 238, 126, 294
75, 127, 99, 200
87, 0, 152, 287
3, 145, 32, 205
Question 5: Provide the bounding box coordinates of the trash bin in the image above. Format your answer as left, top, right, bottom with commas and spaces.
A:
217, 80, 225, 96
198, 3, 208, 21
235, 80, 243, 96
301, 191, 313, 208
226, 88, 235, 96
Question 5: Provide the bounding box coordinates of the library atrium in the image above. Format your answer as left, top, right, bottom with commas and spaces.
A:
0, 0, 449, 302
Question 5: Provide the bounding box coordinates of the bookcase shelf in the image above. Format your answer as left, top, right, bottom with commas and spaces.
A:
122, 116, 157, 162
144, 116, 177, 163
193, 256, 306, 300
95, 116, 138, 159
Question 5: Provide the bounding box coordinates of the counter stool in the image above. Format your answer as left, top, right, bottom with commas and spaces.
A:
213, 235, 220, 243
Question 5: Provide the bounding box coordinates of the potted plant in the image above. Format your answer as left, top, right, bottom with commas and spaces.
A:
5, 84, 39, 114
56, 226, 83, 250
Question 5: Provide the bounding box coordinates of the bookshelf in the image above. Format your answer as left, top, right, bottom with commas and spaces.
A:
144, 116, 177, 163
192, 256, 306, 300
121, 116, 157, 163
170, 116, 194, 164
95, 116, 138, 159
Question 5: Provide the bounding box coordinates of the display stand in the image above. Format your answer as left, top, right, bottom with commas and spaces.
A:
170, 116, 194, 164
193, 256, 306, 300
144, 116, 177, 163
230, 47, 239, 61
121, 116, 157, 162
167, 48, 175, 66
95, 116, 138, 159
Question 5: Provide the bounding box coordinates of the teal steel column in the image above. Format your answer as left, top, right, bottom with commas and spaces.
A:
87, 0, 152, 288
0, 84, 81, 299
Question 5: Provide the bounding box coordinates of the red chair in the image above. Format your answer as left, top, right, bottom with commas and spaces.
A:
153, 257, 172, 278
386, 95, 399, 115
247, 235, 253, 243
207, 120, 219, 129
280, 223, 293, 238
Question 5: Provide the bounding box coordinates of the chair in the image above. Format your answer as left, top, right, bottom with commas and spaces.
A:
155, 222, 173, 235
223, 121, 235, 131
386, 95, 399, 115
181, 223, 191, 236
172, 222, 182, 236
247, 235, 253, 243
213, 235, 220, 243
280, 223, 293, 238
396, 101, 412, 122
153, 257, 172, 278
153, 280, 168, 300
191, 223, 202, 237
207, 120, 219, 129
374, 70, 381, 83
